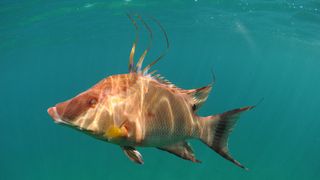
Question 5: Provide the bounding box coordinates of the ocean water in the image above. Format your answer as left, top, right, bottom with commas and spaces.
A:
1, 0, 320, 179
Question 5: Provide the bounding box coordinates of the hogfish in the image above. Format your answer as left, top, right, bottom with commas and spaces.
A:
47, 15, 254, 170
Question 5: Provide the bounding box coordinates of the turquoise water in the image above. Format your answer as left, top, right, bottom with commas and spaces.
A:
1, 0, 320, 179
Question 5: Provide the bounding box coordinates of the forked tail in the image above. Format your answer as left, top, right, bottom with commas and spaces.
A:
199, 106, 254, 170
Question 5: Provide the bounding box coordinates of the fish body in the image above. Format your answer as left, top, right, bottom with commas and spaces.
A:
48, 15, 254, 169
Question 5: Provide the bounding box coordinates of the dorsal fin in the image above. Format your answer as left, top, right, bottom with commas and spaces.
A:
126, 14, 169, 75
188, 84, 212, 111
189, 70, 215, 111
151, 73, 212, 111
152, 73, 178, 88
127, 13, 138, 73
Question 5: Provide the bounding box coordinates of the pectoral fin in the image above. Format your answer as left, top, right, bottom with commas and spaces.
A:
158, 141, 201, 163
122, 146, 144, 164
105, 125, 128, 140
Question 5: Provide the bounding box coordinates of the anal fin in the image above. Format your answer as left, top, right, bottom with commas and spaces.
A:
158, 141, 201, 163
122, 146, 144, 164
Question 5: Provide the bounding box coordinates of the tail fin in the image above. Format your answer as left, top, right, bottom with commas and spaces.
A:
199, 106, 254, 170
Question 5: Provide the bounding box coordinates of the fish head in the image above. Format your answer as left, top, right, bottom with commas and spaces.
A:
47, 81, 112, 134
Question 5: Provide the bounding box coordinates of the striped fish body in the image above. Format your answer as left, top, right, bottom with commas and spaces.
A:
107, 73, 201, 147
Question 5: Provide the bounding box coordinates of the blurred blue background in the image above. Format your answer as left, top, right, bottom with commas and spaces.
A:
1, 0, 319, 179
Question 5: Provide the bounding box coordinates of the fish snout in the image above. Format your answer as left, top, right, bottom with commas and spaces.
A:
48, 100, 73, 124
47, 107, 60, 122
55, 101, 69, 117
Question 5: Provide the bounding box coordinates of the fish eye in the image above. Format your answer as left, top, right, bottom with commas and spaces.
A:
88, 98, 98, 107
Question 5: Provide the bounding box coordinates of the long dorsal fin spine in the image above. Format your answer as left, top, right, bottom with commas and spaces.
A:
135, 14, 153, 73
142, 16, 170, 75
136, 50, 148, 72
127, 13, 139, 73
127, 14, 168, 75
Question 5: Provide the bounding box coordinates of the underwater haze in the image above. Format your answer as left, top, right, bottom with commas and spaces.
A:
1, 0, 320, 180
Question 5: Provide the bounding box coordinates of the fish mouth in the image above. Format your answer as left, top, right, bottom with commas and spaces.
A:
47, 107, 68, 125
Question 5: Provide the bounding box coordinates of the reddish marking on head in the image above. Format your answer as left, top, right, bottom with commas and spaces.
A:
56, 90, 100, 121
51, 74, 138, 122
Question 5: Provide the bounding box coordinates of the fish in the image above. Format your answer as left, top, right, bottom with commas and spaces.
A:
47, 14, 254, 170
